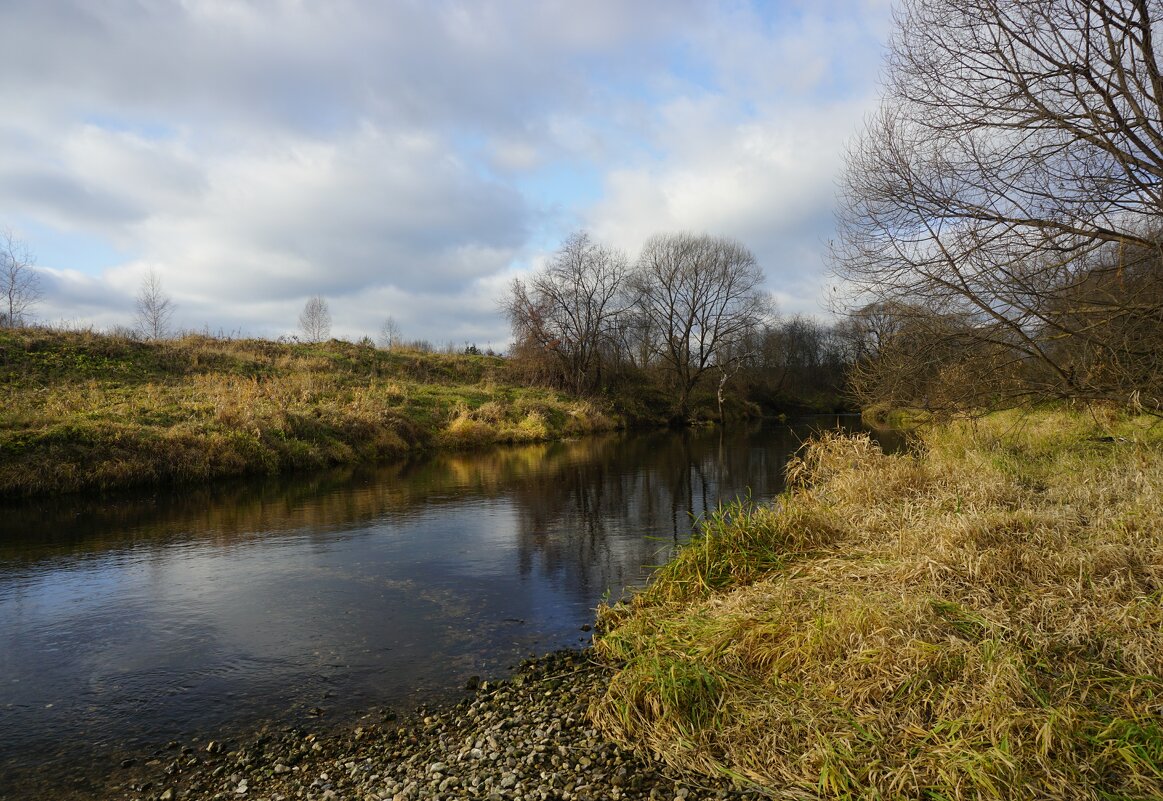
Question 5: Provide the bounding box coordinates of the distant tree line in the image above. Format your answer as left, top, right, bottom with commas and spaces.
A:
3, 220, 855, 419
503, 231, 854, 420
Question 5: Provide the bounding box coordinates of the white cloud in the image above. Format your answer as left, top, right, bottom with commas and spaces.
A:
587, 98, 879, 315
31, 121, 528, 339
488, 139, 543, 173
1, 0, 892, 341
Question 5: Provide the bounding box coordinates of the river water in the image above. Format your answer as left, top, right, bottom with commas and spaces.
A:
0, 417, 896, 790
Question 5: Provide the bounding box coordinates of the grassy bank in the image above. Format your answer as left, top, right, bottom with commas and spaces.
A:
0, 328, 621, 498
591, 408, 1163, 799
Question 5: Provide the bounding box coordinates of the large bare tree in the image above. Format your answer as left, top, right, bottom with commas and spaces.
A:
633, 232, 769, 418
0, 229, 41, 328
135, 267, 176, 340
504, 231, 630, 394
833, 0, 1163, 412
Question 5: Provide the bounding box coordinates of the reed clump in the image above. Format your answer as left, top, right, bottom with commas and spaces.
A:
591, 408, 1163, 800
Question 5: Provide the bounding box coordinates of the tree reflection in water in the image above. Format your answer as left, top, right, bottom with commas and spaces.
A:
0, 416, 899, 793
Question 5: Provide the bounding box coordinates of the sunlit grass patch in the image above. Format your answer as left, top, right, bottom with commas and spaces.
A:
592, 408, 1163, 799
0, 328, 623, 496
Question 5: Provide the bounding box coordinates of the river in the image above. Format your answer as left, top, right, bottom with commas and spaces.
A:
0, 416, 897, 793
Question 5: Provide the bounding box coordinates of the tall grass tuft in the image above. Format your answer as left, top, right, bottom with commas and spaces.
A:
591, 408, 1163, 800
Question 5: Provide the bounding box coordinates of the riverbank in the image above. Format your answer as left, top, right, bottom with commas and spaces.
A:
16, 650, 766, 801
592, 407, 1163, 799
0, 328, 622, 498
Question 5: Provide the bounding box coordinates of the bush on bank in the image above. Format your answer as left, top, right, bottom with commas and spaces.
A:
591, 408, 1163, 800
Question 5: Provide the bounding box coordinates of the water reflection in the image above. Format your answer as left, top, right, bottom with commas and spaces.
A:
0, 416, 894, 791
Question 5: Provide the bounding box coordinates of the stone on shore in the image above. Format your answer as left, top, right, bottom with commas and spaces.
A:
85, 650, 766, 801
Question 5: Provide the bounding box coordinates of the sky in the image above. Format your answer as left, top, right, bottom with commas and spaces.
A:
0, 0, 894, 348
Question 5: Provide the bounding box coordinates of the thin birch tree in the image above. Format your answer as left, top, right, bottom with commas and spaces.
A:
135, 267, 175, 340
299, 295, 332, 342
0, 229, 41, 328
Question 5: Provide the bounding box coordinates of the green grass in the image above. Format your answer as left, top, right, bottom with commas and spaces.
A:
0, 328, 623, 497
591, 407, 1163, 800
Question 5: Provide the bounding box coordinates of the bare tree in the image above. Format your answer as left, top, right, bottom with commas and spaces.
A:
632, 232, 769, 418
833, 0, 1163, 412
833, 302, 920, 365
739, 317, 852, 408
134, 267, 175, 340
378, 315, 401, 350
0, 229, 42, 328
609, 308, 658, 370
504, 231, 630, 394
299, 295, 331, 343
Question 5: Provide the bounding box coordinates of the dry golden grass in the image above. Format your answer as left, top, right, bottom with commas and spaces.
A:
592, 408, 1163, 800
0, 328, 622, 497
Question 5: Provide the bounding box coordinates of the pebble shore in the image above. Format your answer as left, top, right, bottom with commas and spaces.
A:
87, 650, 766, 801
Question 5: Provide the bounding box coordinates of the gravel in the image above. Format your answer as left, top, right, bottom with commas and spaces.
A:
88, 650, 766, 801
